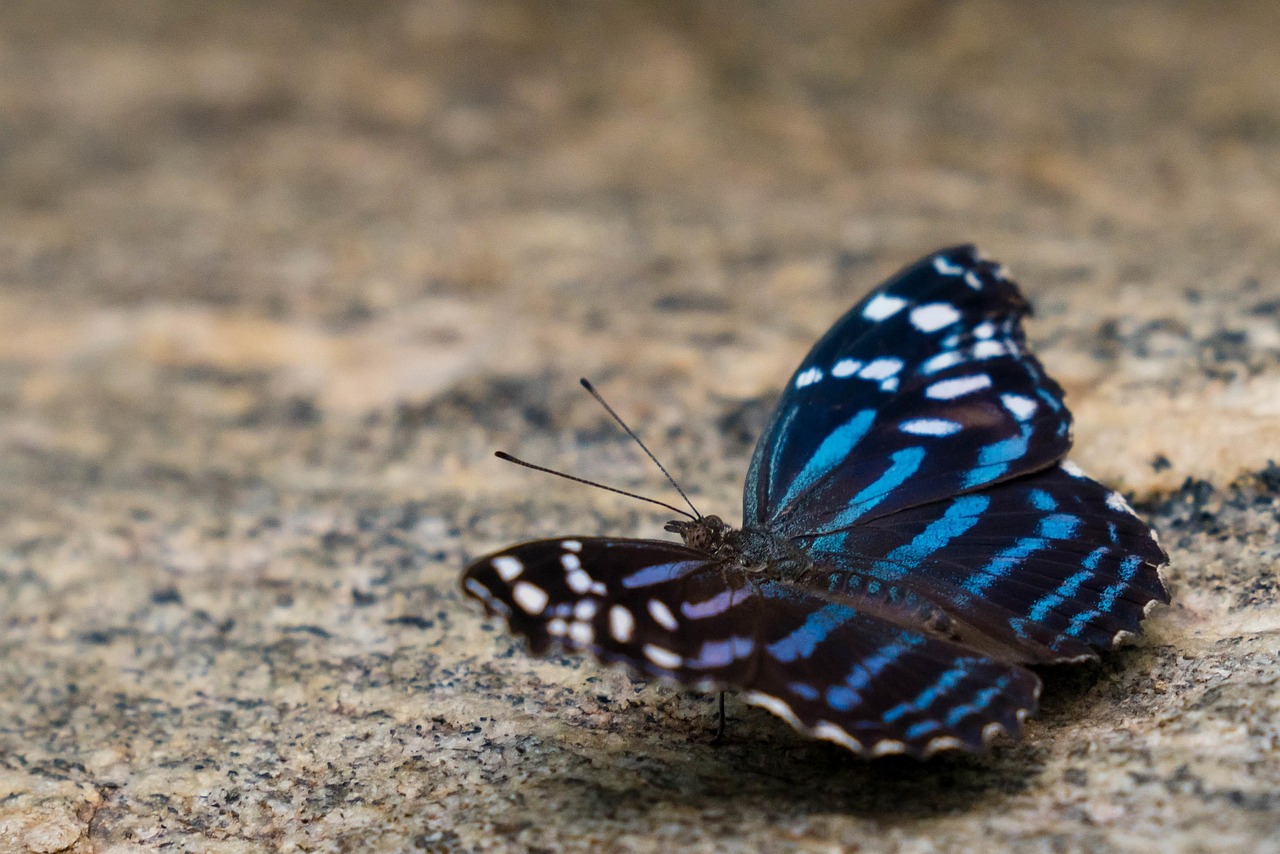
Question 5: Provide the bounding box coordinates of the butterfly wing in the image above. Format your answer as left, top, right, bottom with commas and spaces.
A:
740, 244, 1167, 712
806, 462, 1169, 664
744, 580, 1041, 757
746, 245, 1072, 536
464, 537, 1040, 757
463, 537, 757, 687
465, 245, 1166, 758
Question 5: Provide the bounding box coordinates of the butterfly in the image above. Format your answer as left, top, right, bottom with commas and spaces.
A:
461, 245, 1169, 758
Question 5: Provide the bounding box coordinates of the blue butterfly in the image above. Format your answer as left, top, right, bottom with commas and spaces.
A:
462, 246, 1169, 758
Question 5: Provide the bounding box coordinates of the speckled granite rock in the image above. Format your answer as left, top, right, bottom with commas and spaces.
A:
1, 2, 1278, 852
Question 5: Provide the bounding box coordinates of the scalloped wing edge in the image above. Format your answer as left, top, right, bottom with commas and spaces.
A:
467, 587, 1044, 760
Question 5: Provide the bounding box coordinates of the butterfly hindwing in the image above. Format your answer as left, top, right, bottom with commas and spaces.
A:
746, 581, 1041, 756
747, 245, 1072, 536
465, 537, 1043, 757
805, 461, 1169, 663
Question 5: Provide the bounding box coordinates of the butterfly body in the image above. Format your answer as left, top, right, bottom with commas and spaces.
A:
665, 516, 811, 578
462, 246, 1169, 758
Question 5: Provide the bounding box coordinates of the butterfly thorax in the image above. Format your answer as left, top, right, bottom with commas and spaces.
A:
665, 515, 813, 580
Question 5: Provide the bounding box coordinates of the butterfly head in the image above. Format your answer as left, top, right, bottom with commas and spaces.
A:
664, 515, 731, 554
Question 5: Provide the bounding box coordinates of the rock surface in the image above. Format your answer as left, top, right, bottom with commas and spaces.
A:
1, 2, 1277, 852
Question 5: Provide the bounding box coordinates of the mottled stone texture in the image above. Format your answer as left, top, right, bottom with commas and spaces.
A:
0, 2, 1277, 852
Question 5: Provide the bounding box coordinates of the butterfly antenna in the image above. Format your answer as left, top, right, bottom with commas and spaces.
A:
579, 378, 702, 520
494, 452, 697, 520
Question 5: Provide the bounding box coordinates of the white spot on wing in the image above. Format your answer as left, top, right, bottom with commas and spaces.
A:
566, 568, 593, 595
1107, 491, 1136, 515
964, 270, 983, 290
927, 374, 991, 399
647, 599, 679, 631
922, 735, 964, 756
1060, 460, 1086, 478
743, 691, 802, 727
643, 644, 683, 669
900, 418, 963, 436
812, 722, 865, 754
910, 303, 962, 333
561, 540, 583, 552
862, 293, 908, 321
1000, 393, 1038, 422
831, 358, 862, 378
933, 256, 964, 276
609, 605, 635, 642
492, 556, 523, 582
574, 600, 597, 621
859, 357, 903, 381
512, 581, 549, 614
973, 340, 1008, 359
568, 621, 594, 645
973, 321, 996, 339
547, 617, 567, 637
922, 350, 964, 374
560, 552, 581, 571
872, 739, 908, 757
795, 366, 824, 389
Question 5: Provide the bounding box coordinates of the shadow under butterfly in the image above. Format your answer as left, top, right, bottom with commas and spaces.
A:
533, 733, 1042, 824
462, 245, 1170, 759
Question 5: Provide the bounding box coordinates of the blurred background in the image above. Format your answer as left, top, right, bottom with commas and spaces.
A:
2, 2, 1279, 851
4, 1, 1278, 506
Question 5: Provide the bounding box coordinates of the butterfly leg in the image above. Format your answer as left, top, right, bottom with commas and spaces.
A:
710, 691, 727, 744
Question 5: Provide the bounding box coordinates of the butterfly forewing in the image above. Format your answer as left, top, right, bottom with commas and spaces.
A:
747, 245, 1072, 536
464, 538, 761, 687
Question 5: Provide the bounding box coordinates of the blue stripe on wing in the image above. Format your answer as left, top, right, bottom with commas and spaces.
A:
773, 410, 877, 510
807, 493, 990, 576
744, 581, 1040, 757
808, 463, 1168, 664
765, 602, 858, 662
745, 246, 1072, 538
464, 534, 1041, 758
